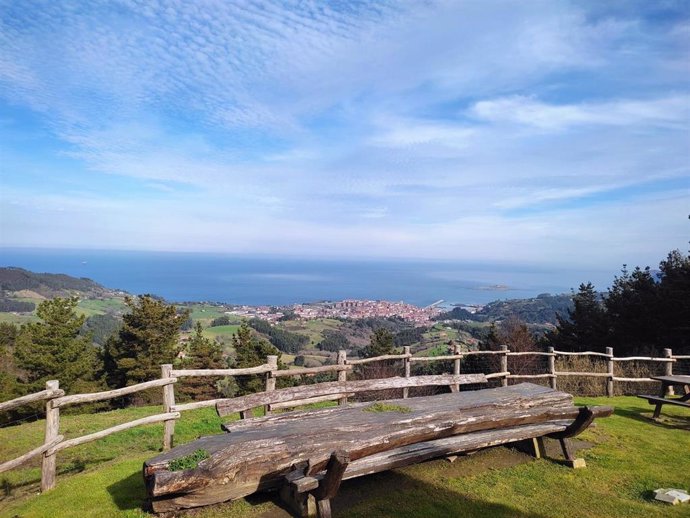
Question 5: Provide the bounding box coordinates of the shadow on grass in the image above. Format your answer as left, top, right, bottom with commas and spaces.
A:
107, 469, 148, 512
327, 470, 551, 518
613, 404, 690, 431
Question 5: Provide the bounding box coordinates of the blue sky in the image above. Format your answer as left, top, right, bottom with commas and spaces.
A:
0, 0, 688, 269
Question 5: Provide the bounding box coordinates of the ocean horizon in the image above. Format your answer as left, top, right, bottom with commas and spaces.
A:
0, 248, 614, 307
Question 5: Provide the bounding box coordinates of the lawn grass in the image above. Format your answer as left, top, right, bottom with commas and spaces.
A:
1, 396, 688, 518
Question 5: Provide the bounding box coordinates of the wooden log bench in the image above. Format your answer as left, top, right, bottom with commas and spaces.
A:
144, 378, 612, 517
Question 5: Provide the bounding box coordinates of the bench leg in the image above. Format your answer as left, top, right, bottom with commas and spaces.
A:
279, 485, 317, 518
652, 403, 662, 419
559, 438, 586, 469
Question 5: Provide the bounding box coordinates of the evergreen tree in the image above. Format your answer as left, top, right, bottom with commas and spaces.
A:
231, 322, 282, 395
605, 267, 660, 354
0, 322, 23, 406
543, 283, 609, 353
361, 328, 396, 358
656, 250, 690, 353
177, 322, 226, 401
102, 295, 188, 389
14, 297, 102, 393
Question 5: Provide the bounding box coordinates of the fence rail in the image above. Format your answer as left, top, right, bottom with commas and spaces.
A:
0, 344, 686, 493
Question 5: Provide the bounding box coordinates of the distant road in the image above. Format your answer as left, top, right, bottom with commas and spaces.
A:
424, 299, 444, 310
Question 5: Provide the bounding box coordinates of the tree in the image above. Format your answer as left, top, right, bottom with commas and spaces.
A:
177, 322, 226, 401
0, 322, 23, 409
361, 328, 396, 358
543, 283, 609, 353
231, 322, 282, 395
102, 295, 188, 390
605, 267, 660, 354
657, 250, 690, 353
14, 297, 102, 393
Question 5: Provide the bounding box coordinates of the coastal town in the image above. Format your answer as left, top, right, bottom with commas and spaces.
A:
225, 299, 449, 325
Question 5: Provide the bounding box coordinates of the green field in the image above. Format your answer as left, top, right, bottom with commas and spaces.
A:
202, 325, 241, 340
1, 396, 688, 518
279, 318, 344, 347
76, 297, 127, 317
185, 304, 231, 324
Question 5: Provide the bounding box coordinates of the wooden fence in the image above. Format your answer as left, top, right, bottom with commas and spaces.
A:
0, 346, 686, 492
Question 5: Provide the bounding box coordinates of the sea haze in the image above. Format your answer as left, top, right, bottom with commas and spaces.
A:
0, 248, 613, 307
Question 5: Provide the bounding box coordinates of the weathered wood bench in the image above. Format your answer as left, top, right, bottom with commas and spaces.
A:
144, 377, 612, 517
638, 395, 690, 418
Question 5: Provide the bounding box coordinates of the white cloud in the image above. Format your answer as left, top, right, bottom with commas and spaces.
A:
469, 95, 690, 130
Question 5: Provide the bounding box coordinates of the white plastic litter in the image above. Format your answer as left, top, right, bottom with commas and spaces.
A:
654, 488, 690, 505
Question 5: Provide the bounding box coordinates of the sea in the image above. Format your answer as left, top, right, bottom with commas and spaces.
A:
0, 248, 613, 308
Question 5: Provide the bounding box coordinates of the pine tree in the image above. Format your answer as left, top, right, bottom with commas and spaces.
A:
102, 295, 188, 390
231, 322, 281, 395
544, 283, 609, 353
177, 322, 226, 401
361, 328, 396, 358
14, 297, 102, 393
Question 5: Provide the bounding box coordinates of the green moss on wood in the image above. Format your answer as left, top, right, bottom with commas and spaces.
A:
364, 402, 411, 414
168, 449, 209, 471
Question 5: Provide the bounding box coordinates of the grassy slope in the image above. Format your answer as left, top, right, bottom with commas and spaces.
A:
1, 397, 688, 518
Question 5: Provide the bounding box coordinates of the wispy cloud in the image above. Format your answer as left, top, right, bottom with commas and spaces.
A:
0, 0, 688, 270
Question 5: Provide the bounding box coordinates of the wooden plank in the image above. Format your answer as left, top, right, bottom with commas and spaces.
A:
508, 374, 555, 379
173, 399, 225, 412
347, 354, 411, 365
170, 365, 272, 377
216, 374, 487, 416
342, 422, 566, 480
638, 395, 690, 408
0, 388, 65, 413
52, 378, 177, 408
409, 355, 463, 362
555, 372, 609, 377
272, 364, 352, 378
553, 351, 612, 357
0, 435, 64, 473
485, 371, 510, 379
612, 357, 675, 362
47, 412, 180, 455
507, 352, 555, 357
612, 377, 655, 382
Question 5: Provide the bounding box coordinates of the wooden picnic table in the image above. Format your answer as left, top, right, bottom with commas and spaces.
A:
144, 383, 612, 515
639, 375, 690, 418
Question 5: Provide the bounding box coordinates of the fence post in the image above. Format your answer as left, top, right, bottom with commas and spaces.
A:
402, 346, 411, 399
41, 380, 60, 492
663, 348, 674, 396
548, 347, 556, 389
161, 364, 175, 450
605, 347, 614, 397
337, 350, 348, 405
451, 342, 461, 393
265, 355, 278, 415
500, 345, 509, 387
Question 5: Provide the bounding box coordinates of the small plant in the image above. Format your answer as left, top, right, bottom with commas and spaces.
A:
364, 402, 411, 414
167, 449, 210, 471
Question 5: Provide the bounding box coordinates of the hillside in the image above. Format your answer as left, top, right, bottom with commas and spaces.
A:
0, 267, 116, 299
438, 293, 574, 325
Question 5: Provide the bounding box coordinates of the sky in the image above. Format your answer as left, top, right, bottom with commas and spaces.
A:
0, 0, 689, 270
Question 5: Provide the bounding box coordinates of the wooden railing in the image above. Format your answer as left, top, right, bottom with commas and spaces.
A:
0, 345, 685, 492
